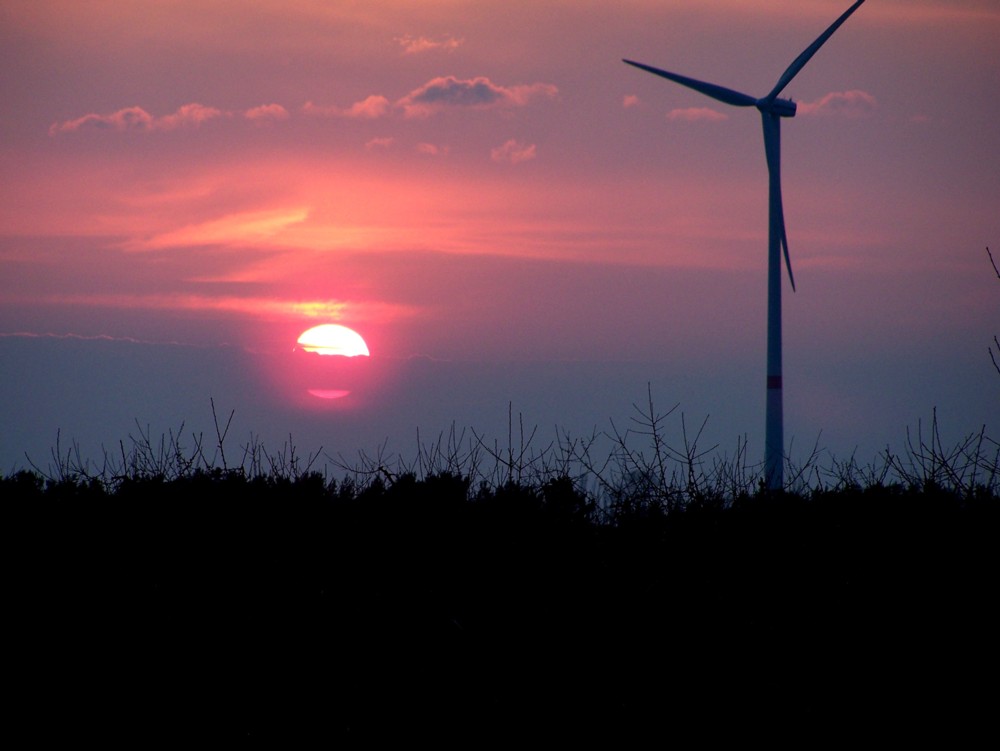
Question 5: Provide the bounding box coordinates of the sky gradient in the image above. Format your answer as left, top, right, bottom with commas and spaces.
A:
2, 0, 998, 476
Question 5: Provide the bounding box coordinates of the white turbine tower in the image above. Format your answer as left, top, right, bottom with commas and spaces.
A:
624, 0, 866, 490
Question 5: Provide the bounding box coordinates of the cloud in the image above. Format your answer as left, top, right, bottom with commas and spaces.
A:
623, 95, 641, 109
666, 107, 728, 122
245, 103, 290, 121
396, 34, 462, 54
50, 103, 225, 135
397, 76, 558, 118
302, 95, 390, 119
49, 106, 154, 135
33, 292, 351, 321
416, 142, 449, 156
23, 291, 416, 326
365, 136, 395, 150
156, 103, 225, 129
797, 90, 877, 118
491, 139, 536, 164
136, 207, 310, 250
0, 331, 150, 344
345, 95, 391, 119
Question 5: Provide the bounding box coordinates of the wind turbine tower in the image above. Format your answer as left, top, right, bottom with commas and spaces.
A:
624, 0, 867, 489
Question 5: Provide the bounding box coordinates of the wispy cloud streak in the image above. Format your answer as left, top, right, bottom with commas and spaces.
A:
133, 208, 310, 251
19, 292, 417, 326
395, 34, 462, 54
29, 292, 347, 320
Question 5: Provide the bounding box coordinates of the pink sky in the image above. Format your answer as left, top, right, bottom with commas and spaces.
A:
1, 0, 997, 471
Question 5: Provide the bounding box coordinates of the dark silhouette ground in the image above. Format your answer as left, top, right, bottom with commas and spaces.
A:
5, 469, 996, 743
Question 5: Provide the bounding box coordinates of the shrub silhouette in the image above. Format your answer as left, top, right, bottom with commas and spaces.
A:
3, 405, 997, 743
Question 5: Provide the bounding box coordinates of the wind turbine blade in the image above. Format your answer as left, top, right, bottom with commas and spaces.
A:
623, 59, 757, 108
762, 114, 795, 291
764, 0, 867, 103
779, 198, 795, 292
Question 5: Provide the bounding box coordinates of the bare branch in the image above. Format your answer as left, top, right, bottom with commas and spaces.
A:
990, 249, 1000, 375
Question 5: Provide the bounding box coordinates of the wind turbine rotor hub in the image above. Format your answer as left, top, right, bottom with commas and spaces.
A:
757, 97, 797, 118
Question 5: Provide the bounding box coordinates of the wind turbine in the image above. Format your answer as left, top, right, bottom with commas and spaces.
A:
624, 0, 866, 489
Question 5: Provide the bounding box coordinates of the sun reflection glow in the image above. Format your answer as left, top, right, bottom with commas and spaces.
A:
307, 388, 351, 400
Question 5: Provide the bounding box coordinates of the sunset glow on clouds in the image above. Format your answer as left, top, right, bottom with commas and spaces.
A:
395, 76, 558, 118
134, 208, 311, 251
2, 0, 997, 468
798, 90, 877, 117
302, 96, 392, 120
49, 103, 225, 135
395, 34, 463, 54
16, 291, 416, 327
491, 140, 537, 164
50, 75, 556, 133
245, 103, 290, 122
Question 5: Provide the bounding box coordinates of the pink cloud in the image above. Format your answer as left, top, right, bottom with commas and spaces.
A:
397, 76, 558, 118
245, 103, 290, 121
798, 90, 877, 118
49, 106, 154, 135
156, 103, 225, 130
491, 139, 536, 164
667, 107, 728, 122
34, 291, 352, 321
396, 34, 462, 54
136, 207, 310, 251
623, 95, 641, 109
416, 142, 449, 156
302, 95, 390, 119
346, 95, 391, 119
49, 103, 224, 135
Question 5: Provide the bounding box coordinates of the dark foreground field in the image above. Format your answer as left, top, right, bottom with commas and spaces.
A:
5, 462, 997, 743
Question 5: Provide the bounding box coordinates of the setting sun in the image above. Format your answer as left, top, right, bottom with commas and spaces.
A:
296, 324, 370, 357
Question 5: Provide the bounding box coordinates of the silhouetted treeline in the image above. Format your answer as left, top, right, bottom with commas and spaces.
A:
5, 467, 997, 743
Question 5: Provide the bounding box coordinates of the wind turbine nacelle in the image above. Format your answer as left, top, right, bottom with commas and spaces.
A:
758, 97, 798, 118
